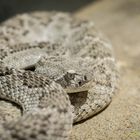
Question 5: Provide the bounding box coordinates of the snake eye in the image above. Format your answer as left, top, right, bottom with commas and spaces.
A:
84, 75, 87, 81
66, 70, 76, 80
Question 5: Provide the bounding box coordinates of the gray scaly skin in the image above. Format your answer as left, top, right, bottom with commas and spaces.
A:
0, 63, 72, 140
0, 12, 118, 139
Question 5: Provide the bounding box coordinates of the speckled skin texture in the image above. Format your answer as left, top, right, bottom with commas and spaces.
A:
0, 12, 118, 140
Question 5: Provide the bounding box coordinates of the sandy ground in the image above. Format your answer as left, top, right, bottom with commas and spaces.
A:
0, 0, 140, 140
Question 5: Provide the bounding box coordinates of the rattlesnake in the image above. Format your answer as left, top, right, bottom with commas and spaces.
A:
0, 12, 118, 140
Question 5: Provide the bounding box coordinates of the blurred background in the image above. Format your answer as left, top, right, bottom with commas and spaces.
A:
0, 0, 96, 22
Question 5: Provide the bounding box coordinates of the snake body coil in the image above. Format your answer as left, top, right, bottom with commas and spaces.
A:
0, 12, 118, 140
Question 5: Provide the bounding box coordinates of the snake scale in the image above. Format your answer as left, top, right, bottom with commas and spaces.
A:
0, 12, 118, 140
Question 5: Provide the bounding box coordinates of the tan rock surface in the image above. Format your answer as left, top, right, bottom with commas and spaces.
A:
0, 0, 140, 140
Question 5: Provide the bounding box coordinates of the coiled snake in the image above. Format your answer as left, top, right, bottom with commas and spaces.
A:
0, 12, 118, 140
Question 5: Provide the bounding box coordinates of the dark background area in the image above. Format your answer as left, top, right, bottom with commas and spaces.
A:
0, 0, 96, 22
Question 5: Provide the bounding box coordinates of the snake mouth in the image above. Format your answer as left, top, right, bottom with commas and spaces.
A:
65, 87, 88, 94
65, 82, 91, 94
23, 65, 36, 71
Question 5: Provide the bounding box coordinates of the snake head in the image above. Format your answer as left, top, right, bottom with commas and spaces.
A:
55, 69, 89, 93
35, 56, 90, 93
